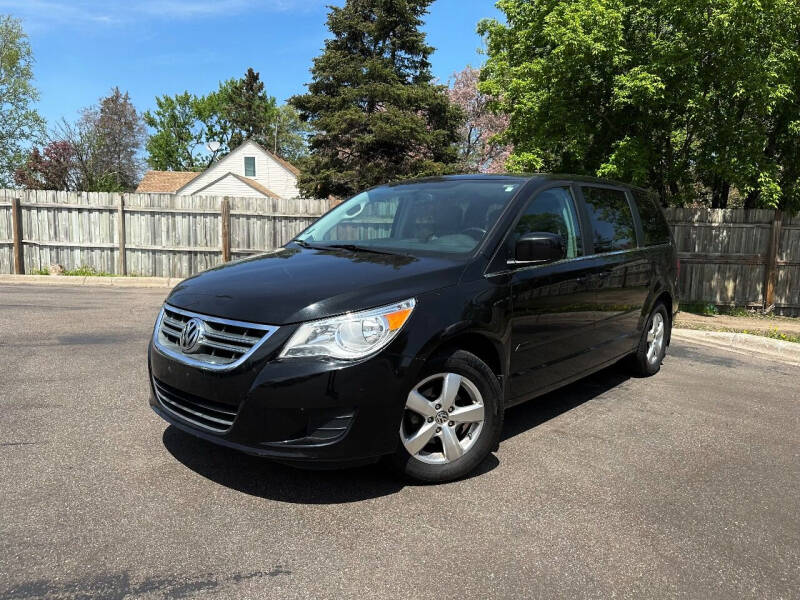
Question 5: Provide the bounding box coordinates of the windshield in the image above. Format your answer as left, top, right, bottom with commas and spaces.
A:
295, 179, 526, 255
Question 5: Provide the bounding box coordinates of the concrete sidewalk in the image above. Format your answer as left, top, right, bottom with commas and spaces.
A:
671, 329, 800, 366
675, 310, 800, 337
0, 273, 181, 288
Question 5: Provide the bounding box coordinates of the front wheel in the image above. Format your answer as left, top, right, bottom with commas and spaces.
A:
629, 302, 670, 376
391, 350, 503, 483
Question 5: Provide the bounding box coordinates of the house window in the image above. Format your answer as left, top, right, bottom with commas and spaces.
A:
244, 156, 256, 177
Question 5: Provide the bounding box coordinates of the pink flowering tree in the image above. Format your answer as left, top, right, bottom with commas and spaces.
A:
447, 66, 511, 173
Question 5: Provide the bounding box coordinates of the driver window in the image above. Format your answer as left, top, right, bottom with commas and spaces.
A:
511, 187, 582, 258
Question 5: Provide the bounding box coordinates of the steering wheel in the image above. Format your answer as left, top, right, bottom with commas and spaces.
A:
460, 227, 486, 241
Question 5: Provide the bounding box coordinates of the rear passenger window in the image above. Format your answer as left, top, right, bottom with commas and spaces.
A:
512, 187, 582, 258
581, 187, 636, 253
632, 190, 671, 246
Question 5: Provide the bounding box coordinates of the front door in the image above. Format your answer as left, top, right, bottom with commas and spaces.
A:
507, 186, 599, 402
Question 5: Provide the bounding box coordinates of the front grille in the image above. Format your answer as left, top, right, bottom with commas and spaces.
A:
154, 304, 278, 370
153, 377, 237, 432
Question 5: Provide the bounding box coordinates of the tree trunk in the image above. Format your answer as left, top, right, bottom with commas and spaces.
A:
744, 189, 760, 209
710, 177, 730, 209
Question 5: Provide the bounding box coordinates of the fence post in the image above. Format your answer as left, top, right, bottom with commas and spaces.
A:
220, 197, 231, 262
763, 209, 783, 312
11, 197, 24, 275
117, 195, 127, 276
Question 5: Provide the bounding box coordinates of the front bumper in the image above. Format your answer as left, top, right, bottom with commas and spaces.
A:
148, 340, 423, 463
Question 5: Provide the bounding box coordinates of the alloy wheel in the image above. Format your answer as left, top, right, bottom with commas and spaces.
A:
400, 372, 485, 465
646, 312, 665, 364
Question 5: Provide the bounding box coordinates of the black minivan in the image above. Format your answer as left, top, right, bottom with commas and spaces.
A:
149, 175, 678, 482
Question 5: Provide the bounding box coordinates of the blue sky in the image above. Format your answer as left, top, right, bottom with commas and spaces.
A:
3, 0, 502, 128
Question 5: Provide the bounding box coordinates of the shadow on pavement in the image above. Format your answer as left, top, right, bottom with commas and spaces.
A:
162, 426, 403, 504
502, 361, 631, 441
163, 362, 631, 502
164, 425, 501, 503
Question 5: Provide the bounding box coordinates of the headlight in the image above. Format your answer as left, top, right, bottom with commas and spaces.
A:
280, 298, 416, 360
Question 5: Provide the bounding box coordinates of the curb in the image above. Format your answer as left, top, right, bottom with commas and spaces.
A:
672, 328, 800, 366
0, 274, 182, 289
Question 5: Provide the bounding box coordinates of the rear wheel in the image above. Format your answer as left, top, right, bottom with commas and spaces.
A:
392, 350, 503, 483
629, 302, 670, 376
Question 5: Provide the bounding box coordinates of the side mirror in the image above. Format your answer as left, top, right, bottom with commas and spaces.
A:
512, 232, 565, 265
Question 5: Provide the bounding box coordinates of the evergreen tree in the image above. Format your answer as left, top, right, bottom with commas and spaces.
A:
226, 68, 278, 150
290, 0, 463, 198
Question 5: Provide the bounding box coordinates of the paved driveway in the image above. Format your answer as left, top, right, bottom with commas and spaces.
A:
1, 284, 798, 599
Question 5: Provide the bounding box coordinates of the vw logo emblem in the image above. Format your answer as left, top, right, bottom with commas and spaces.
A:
179, 318, 205, 354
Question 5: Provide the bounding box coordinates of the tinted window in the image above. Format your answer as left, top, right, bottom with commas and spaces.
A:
632, 189, 671, 245
582, 187, 636, 252
512, 187, 582, 258
296, 179, 526, 255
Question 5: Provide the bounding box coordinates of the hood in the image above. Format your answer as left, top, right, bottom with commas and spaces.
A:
166, 245, 467, 325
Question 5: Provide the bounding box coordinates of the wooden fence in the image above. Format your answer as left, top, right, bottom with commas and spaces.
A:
665, 208, 800, 315
0, 193, 797, 315
0, 190, 332, 278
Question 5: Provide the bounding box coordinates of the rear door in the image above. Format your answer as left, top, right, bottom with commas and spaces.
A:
506, 184, 601, 401
575, 185, 651, 360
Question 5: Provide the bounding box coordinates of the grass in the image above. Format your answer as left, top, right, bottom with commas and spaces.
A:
62, 265, 115, 277
680, 304, 776, 319
719, 306, 752, 318
759, 328, 800, 344
29, 265, 116, 277
681, 302, 719, 316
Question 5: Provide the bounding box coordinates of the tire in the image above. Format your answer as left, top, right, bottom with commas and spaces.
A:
629, 302, 670, 376
391, 349, 503, 483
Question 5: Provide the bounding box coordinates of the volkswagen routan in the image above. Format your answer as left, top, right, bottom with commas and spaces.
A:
149, 175, 679, 482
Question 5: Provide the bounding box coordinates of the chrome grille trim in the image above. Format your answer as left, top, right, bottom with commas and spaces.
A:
153, 303, 278, 371
152, 377, 236, 433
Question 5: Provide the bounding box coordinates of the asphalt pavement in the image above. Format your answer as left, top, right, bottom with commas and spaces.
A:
1, 284, 798, 599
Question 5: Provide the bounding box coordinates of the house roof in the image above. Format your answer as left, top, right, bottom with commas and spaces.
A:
191, 171, 283, 199
261, 144, 300, 176
136, 170, 200, 193
230, 173, 283, 198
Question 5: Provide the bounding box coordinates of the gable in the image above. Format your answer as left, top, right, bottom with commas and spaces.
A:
174, 140, 298, 195
192, 172, 282, 198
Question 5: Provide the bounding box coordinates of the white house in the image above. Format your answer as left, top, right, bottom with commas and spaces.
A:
136, 140, 301, 199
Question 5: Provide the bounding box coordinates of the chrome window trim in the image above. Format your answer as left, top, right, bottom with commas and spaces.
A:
152, 303, 279, 372
485, 244, 671, 277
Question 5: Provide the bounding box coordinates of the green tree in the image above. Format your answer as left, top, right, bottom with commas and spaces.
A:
226, 68, 278, 149
267, 104, 312, 163
143, 70, 291, 171
290, 0, 463, 198
89, 87, 145, 190
0, 15, 45, 186
479, 0, 800, 210
56, 88, 145, 192
144, 92, 207, 171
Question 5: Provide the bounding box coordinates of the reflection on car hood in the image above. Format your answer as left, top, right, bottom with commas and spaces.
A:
166, 245, 466, 324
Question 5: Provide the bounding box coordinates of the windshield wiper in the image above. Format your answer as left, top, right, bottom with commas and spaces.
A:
325, 243, 397, 255
294, 239, 315, 249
